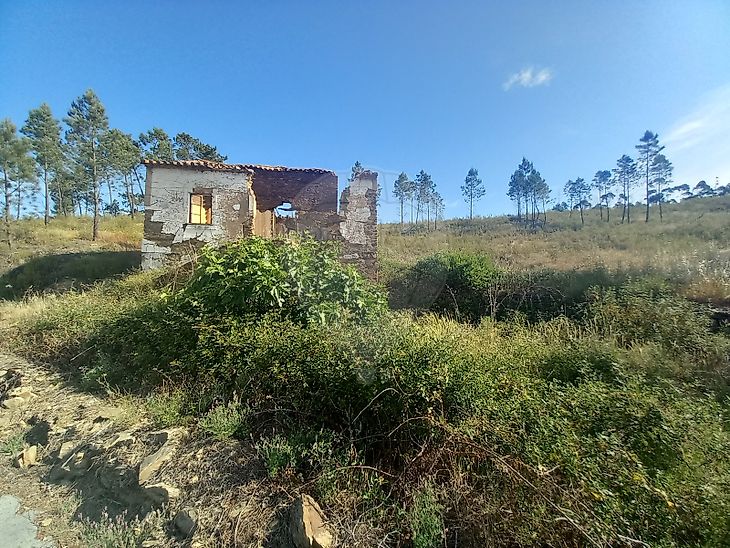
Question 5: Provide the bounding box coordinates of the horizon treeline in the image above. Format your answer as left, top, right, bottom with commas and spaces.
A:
0, 88, 226, 246
508, 130, 730, 227
391, 168, 445, 230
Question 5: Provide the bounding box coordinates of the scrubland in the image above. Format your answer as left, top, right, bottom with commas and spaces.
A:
1, 197, 729, 547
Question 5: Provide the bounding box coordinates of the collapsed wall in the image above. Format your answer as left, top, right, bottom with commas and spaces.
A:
141, 161, 378, 279
339, 170, 378, 279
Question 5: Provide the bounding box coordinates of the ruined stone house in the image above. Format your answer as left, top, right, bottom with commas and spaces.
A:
141, 160, 378, 278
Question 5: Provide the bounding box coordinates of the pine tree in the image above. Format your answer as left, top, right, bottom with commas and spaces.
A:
592, 170, 611, 221
139, 128, 174, 161
348, 161, 364, 182
392, 172, 411, 226
21, 104, 64, 225
65, 89, 110, 240
635, 131, 663, 222
432, 191, 445, 229
461, 167, 485, 220
103, 129, 141, 217
414, 170, 435, 227
650, 154, 672, 221
0, 119, 35, 248
615, 155, 637, 224
173, 132, 227, 162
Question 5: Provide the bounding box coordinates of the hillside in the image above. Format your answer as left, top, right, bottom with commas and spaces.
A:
0, 196, 728, 547
2, 195, 728, 305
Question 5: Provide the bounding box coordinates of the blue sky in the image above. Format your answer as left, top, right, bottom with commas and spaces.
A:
1, 1, 729, 221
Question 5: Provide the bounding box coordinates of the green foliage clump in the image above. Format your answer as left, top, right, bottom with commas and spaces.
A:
180, 236, 386, 325
80, 510, 160, 548
256, 434, 299, 478
146, 386, 194, 428
391, 251, 500, 320
199, 400, 249, 440
586, 278, 713, 354
0, 431, 25, 459
408, 484, 443, 548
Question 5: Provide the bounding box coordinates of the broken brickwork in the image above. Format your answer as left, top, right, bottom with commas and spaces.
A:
141, 160, 378, 279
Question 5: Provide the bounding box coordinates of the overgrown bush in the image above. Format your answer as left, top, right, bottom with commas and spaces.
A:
5, 236, 730, 546
180, 236, 386, 325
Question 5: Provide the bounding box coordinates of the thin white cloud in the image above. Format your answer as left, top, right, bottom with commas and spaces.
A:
663, 84, 730, 187
503, 67, 553, 91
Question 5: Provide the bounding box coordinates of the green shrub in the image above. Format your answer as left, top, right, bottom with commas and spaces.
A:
0, 430, 25, 458
80, 510, 160, 548
256, 434, 299, 478
199, 400, 249, 440
146, 386, 194, 428
408, 483, 443, 548
180, 236, 386, 325
391, 251, 499, 320
585, 278, 714, 353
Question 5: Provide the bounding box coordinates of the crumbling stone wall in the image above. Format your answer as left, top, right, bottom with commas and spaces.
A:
141, 163, 378, 279
339, 170, 378, 279
142, 165, 255, 269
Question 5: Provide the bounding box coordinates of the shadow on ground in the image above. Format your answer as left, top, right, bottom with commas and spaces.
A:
0, 251, 140, 300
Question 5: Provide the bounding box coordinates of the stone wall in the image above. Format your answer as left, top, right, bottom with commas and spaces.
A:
142, 166, 254, 269
141, 164, 379, 280
339, 170, 378, 279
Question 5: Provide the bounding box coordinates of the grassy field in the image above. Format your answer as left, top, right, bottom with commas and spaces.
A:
381, 196, 730, 307
0, 215, 142, 299
1, 197, 729, 546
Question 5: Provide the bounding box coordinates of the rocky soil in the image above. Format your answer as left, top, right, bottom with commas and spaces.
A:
0, 354, 336, 548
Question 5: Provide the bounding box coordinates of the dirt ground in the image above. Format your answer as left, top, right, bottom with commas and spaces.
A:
0, 353, 299, 548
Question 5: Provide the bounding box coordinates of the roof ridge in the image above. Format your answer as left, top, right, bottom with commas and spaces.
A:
142, 158, 334, 174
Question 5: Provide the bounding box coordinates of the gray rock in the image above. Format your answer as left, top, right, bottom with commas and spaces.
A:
145, 483, 180, 504
138, 429, 182, 484
174, 508, 197, 537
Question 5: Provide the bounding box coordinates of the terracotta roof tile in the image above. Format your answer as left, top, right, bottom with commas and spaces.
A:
141, 159, 333, 175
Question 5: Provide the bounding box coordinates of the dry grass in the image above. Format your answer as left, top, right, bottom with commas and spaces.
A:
380, 196, 730, 305
1, 215, 142, 274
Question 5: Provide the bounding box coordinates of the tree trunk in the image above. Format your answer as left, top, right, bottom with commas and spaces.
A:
658, 179, 663, 222
645, 158, 650, 222
606, 198, 610, 222
3, 170, 11, 249
579, 203, 584, 225
43, 163, 50, 226
93, 182, 100, 240
469, 195, 473, 220
58, 178, 67, 217
399, 198, 403, 227
132, 167, 145, 196
92, 140, 99, 241
16, 182, 21, 220
107, 179, 114, 215
126, 174, 136, 219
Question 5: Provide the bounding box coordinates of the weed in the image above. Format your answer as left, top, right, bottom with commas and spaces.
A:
256, 434, 298, 478
0, 430, 25, 458
79, 509, 160, 548
408, 483, 443, 548
146, 387, 193, 428
199, 400, 249, 440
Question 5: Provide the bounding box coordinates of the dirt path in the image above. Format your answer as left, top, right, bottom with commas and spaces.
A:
0, 353, 301, 547
0, 353, 109, 546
